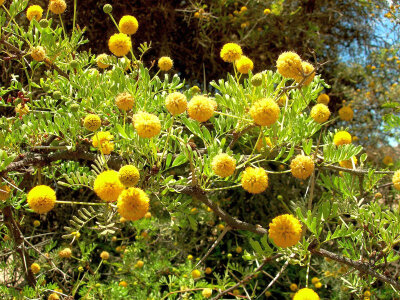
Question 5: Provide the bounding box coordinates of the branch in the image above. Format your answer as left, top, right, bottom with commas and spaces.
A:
311, 247, 400, 292
229, 125, 256, 149
177, 185, 268, 235
318, 164, 394, 175
212, 254, 281, 300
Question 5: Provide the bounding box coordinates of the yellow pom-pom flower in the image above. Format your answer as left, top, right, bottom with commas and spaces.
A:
117, 187, 150, 221
100, 251, 110, 260
295, 61, 315, 86
311, 277, 320, 284
264, 8, 271, 15
235, 55, 254, 74
191, 269, 201, 279
268, 214, 302, 248
165, 92, 187, 116
276, 51, 302, 79
187, 95, 215, 122
15, 103, 29, 116
333, 131, 352, 146
310, 104, 330, 124
290, 155, 315, 179
31, 46, 46, 62
383, 155, 393, 166
211, 153, 236, 177
392, 170, 400, 191
27, 185, 56, 214
58, 247, 72, 258
31, 263, 41, 274
27, 5, 43, 21
119, 15, 139, 35
158, 56, 173, 71
118, 165, 140, 187
96, 53, 110, 69
0, 0, 4, 5
290, 283, 298, 291
133, 112, 161, 138
338, 106, 354, 121
92, 131, 114, 154
49, 0, 66, 14
115, 92, 135, 111
317, 94, 330, 105
0, 183, 11, 201
220, 43, 242, 63
293, 288, 320, 300
202, 288, 212, 298
119, 281, 128, 287
108, 33, 132, 57
256, 137, 273, 152
241, 167, 268, 194
83, 114, 101, 131
339, 156, 357, 169
250, 98, 280, 126
93, 170, 124, 202
48, 293, 60, 300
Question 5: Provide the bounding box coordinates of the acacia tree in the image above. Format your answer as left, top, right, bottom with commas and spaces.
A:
1, 1, 400, 299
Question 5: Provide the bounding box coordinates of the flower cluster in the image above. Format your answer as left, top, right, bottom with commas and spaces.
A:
250, 98, 280, 126
290, 155, 315, 179
118, 165, 140, 187
293, 288, 320, 300
119, 15, 139, 35
31, 46, 46, 62
27, 5, 43, 21
158, 56, 173, 71
241, 167, 268, 194
339, 156, 357, 169
165, 92, 187, 116
133, 112, 161, 138
83, 114, 101, 131
317, 93, 330, 105
392, 170, 400, 191
310, 104, 330, 124
93, 170, 124, 202
276, 51, 315, 85
235, 55, 254, 74
255, 136, 273, 152
117, 187, 150, 221
0, 183, 11, 201
268, 214, 302, 248
92, 131, 114, 154
27, 185, 56, 214
49, 0, 67, 15
220, 43, 242, 63
108, 33, 132, 57
187, 95, 215, 122
96, 53, 110, 69
333, 131, 352, 146
338, 105, 354, 121
58, 247, 72, 258
211, 153, 236, 177
115, 92, 135, 111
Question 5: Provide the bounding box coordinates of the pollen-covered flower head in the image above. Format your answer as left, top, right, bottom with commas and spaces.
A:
96, 53, 111, 69
100, 251, 110, 260
333, 131, 352, 146
220, 43, 242, 62
158, 56, 173, 71
49, 0, 67, 14
118, 165, 140, 187
212, 153, 236, 177
165, 92, 187, 116
27, 185, 56, 214
133, 112, 161, 138
83, 114, 101, 131
317, 94, 330, 105
15, 103, 29, 116
187, 95, 215, 122
392, 170, 400, 191
310, 104, 330, 123
235, 55, 254, 74
58, 247, 72, 258
92, 131, 114, 154
250, 98, 280, 126
0, 183, 11, 201
276, 51, 302, 79
293, 288, 320, 300
295, 61, 315, 86
119, 15, 139, 35
117, 187, 149, 221
115, 92, 135, 111
108, 33, 132, 57
268, 214, 302, 248
290, 155, 314, 179
27, 5, 43, 21
241, 167, 268, 194
339, 156, 357, 169
338, 106, 354, 121
31, 263, 41, 274
93, 170, 124, 202
31, 46, 46, 62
